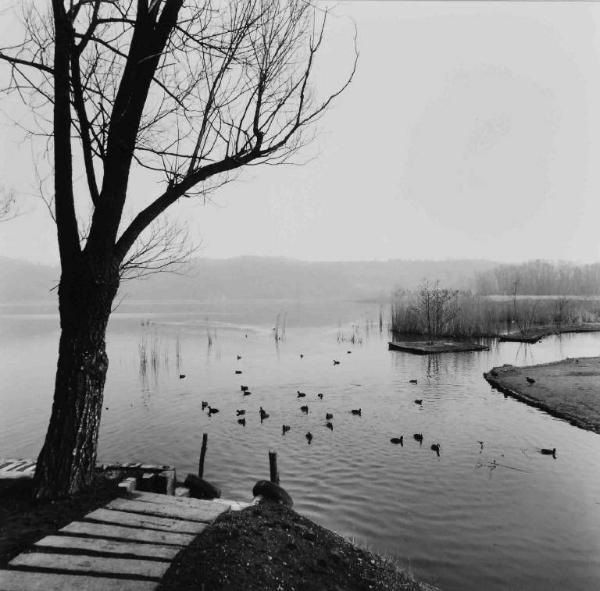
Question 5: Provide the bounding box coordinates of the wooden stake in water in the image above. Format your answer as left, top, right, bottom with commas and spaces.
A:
198, 433, 208, 478
269, 450, 279, 484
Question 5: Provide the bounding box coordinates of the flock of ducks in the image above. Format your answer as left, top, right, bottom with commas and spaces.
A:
193, 353, 557, 458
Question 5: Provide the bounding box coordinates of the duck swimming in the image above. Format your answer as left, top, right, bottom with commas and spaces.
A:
237, 418, 246, 426
326, 422, 333, 431
540, 448, 556, 457
390, 437, 404, 445
306, 432, 313, 444
325, 412, 333, 420
413, 433, 423, 443
300, 405, 309, 413
282, 425, 291, 434
351, 408, 362, 416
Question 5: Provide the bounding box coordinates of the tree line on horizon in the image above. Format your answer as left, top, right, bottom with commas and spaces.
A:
474, 260, 600, 296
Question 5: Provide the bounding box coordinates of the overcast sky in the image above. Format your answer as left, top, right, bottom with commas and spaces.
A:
1, 1, 600, 266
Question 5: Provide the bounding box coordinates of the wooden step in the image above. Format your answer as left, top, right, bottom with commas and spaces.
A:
84, 508, 206, 534
9, 553, 168, 579
60, 521, 195, 546
106, 498, 224, 523
34, 535, 181, 560
0, 570, 155, 591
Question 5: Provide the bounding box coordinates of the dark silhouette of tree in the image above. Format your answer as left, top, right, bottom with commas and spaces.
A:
0, 0, 355, 500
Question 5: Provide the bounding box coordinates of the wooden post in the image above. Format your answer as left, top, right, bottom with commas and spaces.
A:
269, 450, 279, 484
198, 433, 208, 479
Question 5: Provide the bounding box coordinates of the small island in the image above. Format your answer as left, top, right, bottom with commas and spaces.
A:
483, 357, 600, 434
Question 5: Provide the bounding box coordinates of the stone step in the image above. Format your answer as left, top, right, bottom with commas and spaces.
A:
106, 497, 224, 523
9, 553, 168, 579
84, 508, 206, 535
34, 535, 181, 560
60, 521, 195, 546
0, 570, 155, 591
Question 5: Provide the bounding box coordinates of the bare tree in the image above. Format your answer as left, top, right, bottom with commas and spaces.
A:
0, 0, 356, 499
0, 187, 16, 221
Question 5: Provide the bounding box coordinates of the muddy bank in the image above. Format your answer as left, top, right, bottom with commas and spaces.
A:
159, 502, 438, 591
389, 340, 488, 354
483, 357, 600, 434
499, 322, 600, 343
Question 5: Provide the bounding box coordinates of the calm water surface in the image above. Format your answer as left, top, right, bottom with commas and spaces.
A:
1, 299, 600, 591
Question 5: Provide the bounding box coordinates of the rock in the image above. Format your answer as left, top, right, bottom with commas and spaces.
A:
184, 474, 221, 499
252, 480, 293, 507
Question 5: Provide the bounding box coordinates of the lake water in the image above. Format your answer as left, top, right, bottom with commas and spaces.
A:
1, 299, 600, 591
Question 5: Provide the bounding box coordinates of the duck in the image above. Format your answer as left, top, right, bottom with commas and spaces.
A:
347, 350, 352, 354
540, 447, 556, 457
243, 390, 252, 396
297, 390, 306, 398
333, 360, 340, 365
240, 385, 249, 392
317, 393, 323, 400
326, 422, 333, 431
282, 425, 291, 434
179, 374, 186, 379
201, 401, 208, 410
237, 355, 242, 360
414, 399, 423, 405
300, 405, 309, 414
409, 379, 417, 384
236, 409, 245, 416
351, 408, 362, 416
390, 436, 404, 445
413, 433, 423, 443
235, 370, 242, 375
237, 418, 246, 426
526, 376, 535, 384
306, 432, 313, 444
208, 406, 219, 415
300, 354, 304, 359
325, 412, 333, 420
431, 443, 440, 456
259, 406, 269, 420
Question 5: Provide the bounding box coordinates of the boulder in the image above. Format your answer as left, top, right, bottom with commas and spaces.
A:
184, 474, 221, 499
252, 480, 293, 507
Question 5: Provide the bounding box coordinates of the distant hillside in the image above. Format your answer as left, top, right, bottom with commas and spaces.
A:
0, 256, 498, 303
0, 257, 59, 303
475, 260, 600, 295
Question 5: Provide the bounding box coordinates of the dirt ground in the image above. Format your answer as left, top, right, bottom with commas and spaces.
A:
159, 501, 437, 591
484, 356, 600, 433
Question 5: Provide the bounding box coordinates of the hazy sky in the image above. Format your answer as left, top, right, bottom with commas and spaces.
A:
2, 1, 600, 265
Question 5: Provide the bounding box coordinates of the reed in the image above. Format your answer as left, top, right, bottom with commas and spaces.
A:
391, 290, 600, 338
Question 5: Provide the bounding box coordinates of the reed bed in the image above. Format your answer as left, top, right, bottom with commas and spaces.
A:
391, 291, 600, 338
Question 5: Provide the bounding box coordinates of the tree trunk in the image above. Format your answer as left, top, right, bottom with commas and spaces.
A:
33, 259, 119, 500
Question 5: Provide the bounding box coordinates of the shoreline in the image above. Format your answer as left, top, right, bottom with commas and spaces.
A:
483, 356, 600, 434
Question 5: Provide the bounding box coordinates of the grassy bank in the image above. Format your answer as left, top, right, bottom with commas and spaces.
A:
391, 291, 600, 339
